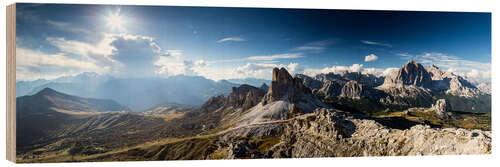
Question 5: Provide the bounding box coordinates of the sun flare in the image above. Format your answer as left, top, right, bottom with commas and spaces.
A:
106, 8, 125, 31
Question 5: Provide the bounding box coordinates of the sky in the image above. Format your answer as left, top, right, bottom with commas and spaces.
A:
16, 3, 491, 84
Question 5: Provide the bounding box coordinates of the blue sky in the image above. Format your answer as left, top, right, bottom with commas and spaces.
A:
16, 3, 491, 84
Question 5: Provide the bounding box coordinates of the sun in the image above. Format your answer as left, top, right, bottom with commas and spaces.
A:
106, 8, 126, 31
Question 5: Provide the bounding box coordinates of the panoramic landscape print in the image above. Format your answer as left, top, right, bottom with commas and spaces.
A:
15, 4, 491, 162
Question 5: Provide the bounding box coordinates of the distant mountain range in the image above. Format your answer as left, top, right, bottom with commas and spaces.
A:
16, 73, 240, 111
16, 60, 489, 112
17, 88, 128, 118
226, 78, 271, 87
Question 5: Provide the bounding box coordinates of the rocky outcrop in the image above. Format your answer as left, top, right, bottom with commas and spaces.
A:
340, 81, 365, 99
314, 72, 384, 88
427, 65, 481, 97
340, 71, 385, 88
238, 68, 328, 127
383, 60, 432, 88
432, 99, 452, 119
262, 68, 316, 105
225, 84, 266, 111
200, 95, 226, 113
318, 80, 342, 97
296, 74, 323, 90
269, 108, 491, 157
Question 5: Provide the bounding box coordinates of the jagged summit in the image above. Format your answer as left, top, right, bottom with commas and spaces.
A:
237, 68, 328, 127
271, 67, 295, 84
383, 60, 432, 88
264, 67, 313, 103
225, 84, 266, 111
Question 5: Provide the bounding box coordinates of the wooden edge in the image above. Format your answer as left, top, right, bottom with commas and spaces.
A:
6, 3, 16, 163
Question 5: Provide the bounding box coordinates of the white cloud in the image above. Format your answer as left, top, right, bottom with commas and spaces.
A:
247, 53, 303, 61
154, 51, 207, 77
18, 33, 174, 80
46, 20, 91, 34
291, 39, 335, 52
397, 53, 413, 60
46, 36, 116, 64
164, 50, 183, 57
362, 67, 399, 77
304, 64, 364, 76
364, 54, 379, 62
304, 63, 398, 77
194, 60, 207, 66
217, 37, 246, 43
230, 62, 302, 80
360, 40, 392, 47
16, 47, 104, 81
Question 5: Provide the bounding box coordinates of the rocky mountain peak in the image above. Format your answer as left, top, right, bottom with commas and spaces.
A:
264, 68, 311, 103
272, 67, 294, 84
225, 84, 266, 111
318, 80, 342, 97
296, 74, 323, 90
383, 60, 432, 88
340, 81, 365, 99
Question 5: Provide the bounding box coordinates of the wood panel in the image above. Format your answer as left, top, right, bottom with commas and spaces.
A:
6, 3, 17, 163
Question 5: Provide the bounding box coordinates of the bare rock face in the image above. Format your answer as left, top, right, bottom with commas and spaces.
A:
427, 64, 481, 97
318, 80, 342, 97
225, 84, 266, 111
238, 68, 328, 128
432, 99, 452, 119
263, 67, 313, 104
269, 108, 491, 158
296, 74, 323, 90
314, 71, 384, 88
383, 60, 432, 88
272, 67, 294, 84
200, 95, 226, 113
340, 81, 365, 99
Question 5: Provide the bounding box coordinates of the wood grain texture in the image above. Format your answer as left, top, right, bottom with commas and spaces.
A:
6, 3, 16, 163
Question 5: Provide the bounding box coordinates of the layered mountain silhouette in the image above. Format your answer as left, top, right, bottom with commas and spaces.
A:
16, 88, 128, 118
15, 61, 491, 162
17, 74, 239, 111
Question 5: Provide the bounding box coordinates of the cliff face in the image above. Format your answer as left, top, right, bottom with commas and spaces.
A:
225, 84, 266, 111
263, 67, 313, 103
339, 81, 365, 99
235, 68, 328, 133
318, 80, 342, 97
383, 60, 433, 88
